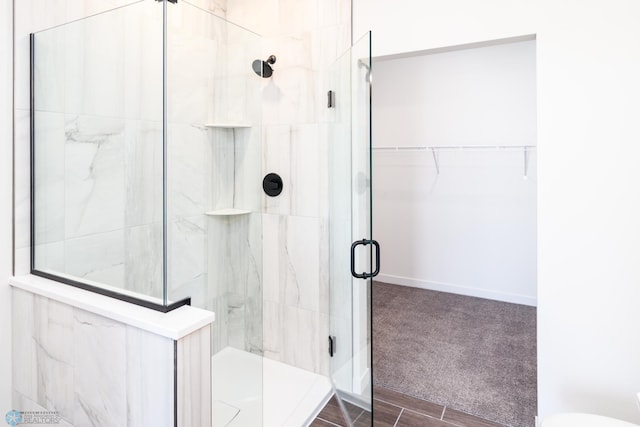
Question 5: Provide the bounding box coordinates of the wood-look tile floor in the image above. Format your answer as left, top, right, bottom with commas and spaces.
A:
312, 386, 508, 427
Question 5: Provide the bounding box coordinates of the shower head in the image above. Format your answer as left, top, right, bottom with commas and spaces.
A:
252, 55, 277, 78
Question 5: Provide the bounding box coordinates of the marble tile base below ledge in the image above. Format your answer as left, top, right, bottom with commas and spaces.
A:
11, 282, 215, 427
13, 391, 74, 427
177, 324, 212, 427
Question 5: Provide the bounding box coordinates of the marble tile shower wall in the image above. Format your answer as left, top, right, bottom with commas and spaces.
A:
165, 2, 265, 355
227, 0, 352, 374
17, 0, 229, 299
16, 0, 351, 378
14, 0, 225, 278
17, 0, 262, 354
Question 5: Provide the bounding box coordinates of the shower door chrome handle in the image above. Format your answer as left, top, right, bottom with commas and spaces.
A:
350, 239, 380, 279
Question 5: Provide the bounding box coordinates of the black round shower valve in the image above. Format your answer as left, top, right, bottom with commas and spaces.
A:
263, 173, 283, 197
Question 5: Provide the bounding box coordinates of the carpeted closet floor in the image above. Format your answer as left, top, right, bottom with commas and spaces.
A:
373, 281, 537, 427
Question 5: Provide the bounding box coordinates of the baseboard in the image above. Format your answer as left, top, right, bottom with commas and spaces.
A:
376, 274, 537, 307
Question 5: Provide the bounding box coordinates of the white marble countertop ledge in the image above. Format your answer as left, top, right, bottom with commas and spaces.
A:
9, 274, 215, 340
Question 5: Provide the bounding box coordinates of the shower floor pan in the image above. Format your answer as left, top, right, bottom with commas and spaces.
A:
212, 347, 333, 427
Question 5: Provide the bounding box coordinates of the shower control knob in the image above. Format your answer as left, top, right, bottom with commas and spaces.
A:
263, 173, 283, 197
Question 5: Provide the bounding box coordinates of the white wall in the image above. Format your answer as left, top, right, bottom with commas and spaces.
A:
374, 40, 536, 148
0, 0, 13, 414
355, 0, 640, 423
373, 40, 537, 305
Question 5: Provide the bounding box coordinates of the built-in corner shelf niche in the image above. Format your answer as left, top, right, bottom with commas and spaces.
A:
205, 208, 251, 216
205, 123, 252, 129
204, 123, 254, 217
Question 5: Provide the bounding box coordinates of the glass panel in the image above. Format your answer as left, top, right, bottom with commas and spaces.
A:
165, 2, 263, 425
328, 31, 373, 424
32, 1, 165, 304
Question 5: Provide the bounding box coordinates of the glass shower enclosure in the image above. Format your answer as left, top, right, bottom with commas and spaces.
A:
31, 1, 374, 426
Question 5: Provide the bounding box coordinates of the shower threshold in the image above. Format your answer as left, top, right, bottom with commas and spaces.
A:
212, 347, 333, 427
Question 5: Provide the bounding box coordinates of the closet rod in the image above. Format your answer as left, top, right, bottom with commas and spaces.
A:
372, 145, 536, 152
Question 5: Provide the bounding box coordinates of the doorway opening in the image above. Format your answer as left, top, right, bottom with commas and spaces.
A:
371, 36, 538, 427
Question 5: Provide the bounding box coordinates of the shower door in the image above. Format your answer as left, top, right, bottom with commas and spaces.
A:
328, 31, 376, 424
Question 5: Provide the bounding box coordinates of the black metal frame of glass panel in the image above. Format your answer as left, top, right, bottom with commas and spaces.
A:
29, 33, 190, 313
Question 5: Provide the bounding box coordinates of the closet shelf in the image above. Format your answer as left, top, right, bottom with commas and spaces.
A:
373, 145, 536, 177
205, 123, 252, 129
372, 145, 536, 152
205, 208, 252, 216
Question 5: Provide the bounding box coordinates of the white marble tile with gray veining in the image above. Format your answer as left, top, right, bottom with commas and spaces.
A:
34, 111, 65, 245
261, 212, 328, 373
33, 297, 74, 367
72, 309, 127, 427
63, 12, 125, 118
225, 0, 279, 38
285, 215, 321, 311
275, 0, 318, 36
33, 296, 74, 420
210, 295, 228, 354
166, 4, 215, 125
169, 215, 207, 300
34, 242, 65, 274
12, 289, 37, 401
184, 0, 227, 16
262, 214, 280, 304
226, 291, 247, 350
312, 20, 351, 71
177, 325, 212, 427
209, 38, 230, 125
262, 124, 327, 217
126, 326, 174, 427
123, 1, 163, 122
207, 213, 262, 353
33, 28, 65, 113
263, 125, 292, 215
14, 247, 31, 276
263, 214, 321, 312
245, 213, 264, 353
14, 35, 31, 111
233, 128, 263, 212
124, 120, 163, 229
13, 390, 74, 427
262, 299, 282, 362
318, 218, 330, 315
64, 0, 139, 25
209, 128, 236, 210
64, 115, 126, 240
167, 123, 210, 219
282, 305, 321, 373
124, 223, 163, 299
14, 109, 32, 252
262, 64, 317, 126
289, 124, 325, 217
64, 230, 125, 288
222, 76, 249, 125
